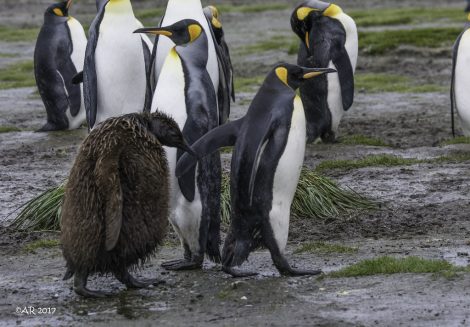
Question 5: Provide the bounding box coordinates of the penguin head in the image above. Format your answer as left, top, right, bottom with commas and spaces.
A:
134, 19, 204, 46
148, 113, 197, 157
45, 0, 72, 17
204, 5, 223, 30
273, 63, 336, 90
291, 1, 343, 47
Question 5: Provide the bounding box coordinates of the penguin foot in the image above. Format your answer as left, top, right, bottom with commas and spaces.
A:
161, 259, 202, 271
222, 266, 258, 278
115, 270, 163, 288
279, 268, 323, 277
73, 271, 113, 298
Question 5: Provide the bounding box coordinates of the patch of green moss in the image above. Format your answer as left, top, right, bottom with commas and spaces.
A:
329, 256, 467, 278
234, 75, 265, 92
0, 53, 17, 58
359, 27, 461, 55
355, 73, 444, 93
350, 8, 465, 27
0, 126, 21, 133
338, 134, 390, 147
238, 35, 293, 55
440, 136, 470, 145
315, 154, 422, 172
433, 152, 470, 163
135, 8, 165, 25
294, 242, 358, 255
0, 26, 39, 42
23, 239, 60, 253
217, 3, 290, 13
0, 60, 35, 89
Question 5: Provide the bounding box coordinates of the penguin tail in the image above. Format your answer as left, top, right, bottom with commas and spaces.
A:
63, 267, 74, 280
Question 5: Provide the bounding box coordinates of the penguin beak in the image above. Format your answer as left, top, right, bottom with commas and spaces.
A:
66, 0, 72, 9
133, 27, 173, 37
302, 68, 337, 79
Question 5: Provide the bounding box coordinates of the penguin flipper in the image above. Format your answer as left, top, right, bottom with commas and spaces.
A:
95, 154, 123, 252
59, 55, 81, 117
141, 37, 153, 112
176, 118, 244, 178
72, 71, 84, 85
332, 46, 354, 111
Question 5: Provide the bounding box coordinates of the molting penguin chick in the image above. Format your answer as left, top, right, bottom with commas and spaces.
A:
291, 0, 357, 143
176, 63, 336, 277
451, 14, 470, 136
60, 112, 194, 298
34, 0, 87, 131
136, 20, 223, 271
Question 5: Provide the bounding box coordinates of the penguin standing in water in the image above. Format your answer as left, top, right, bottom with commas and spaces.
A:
451, 14, 470, 136
135, 20, 222, 270
176, 63, 336, 277
83, 0, 153, 129
152, 0, 232, 124
34, 0, 87, 131
291, 0, 357, 142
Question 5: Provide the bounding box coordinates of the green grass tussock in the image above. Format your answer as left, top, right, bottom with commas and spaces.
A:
234, 75, 265, 92
216, 3, 290, 14
294, 241, 358, 255
0, 60, 35, 90
338, 134, 390, 147
0, 126, 21, 133
359, 27, 461, 55
23, 239, 60, 253
440, 136, 470, 145
329, 256, 465, 278
315, 154, 421, 172
0, 26, 39, 42
355, 73, 444, 93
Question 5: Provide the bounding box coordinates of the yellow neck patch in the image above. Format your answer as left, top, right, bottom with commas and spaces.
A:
275, 67, 288, 86
468, 13, 470, 21
53, 8, 64, 16
209, 5, 219, 19
211, 17, 222, 29
323, 4, 342, 17
188, 24, 202, 42
297, 7, 318, 21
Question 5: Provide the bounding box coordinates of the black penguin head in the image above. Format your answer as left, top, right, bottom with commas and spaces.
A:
134, 19, 204, 46
203, 6, 223, 31
148, 113, 196, 157
45, 0, 72, 17
273, 63, 336, 90
291, 1, 343, 47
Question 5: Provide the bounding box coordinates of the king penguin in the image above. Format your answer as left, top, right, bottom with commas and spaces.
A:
83, 0, 153, 129
151, 0, 232, 124
34, 0, 87, 131
451, 14, 470, 136
135, 19, 222, 270
291, 0, 357, 142
176, 63, 336, 277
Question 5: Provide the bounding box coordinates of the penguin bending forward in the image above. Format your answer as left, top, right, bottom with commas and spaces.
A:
451, 14, 470, 136
61, 112, 195, 298
83, 0, 153, 129
34, 0, 87, 131
291, 0, 357, 142
135, 20, 222, 270
176, 63, 336, 277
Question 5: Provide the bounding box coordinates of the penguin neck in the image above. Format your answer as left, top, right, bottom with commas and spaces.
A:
105, 0, 133, 15
44, 12, 68, 24
257, 72, 296, 102
175, 32, 208, 70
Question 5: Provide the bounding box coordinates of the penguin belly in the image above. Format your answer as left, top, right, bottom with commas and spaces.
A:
455, 30, 470, 135
152, 51, 203, 253
155, 0, 218, 90
268, 96, 306, 253
327, 61, 344, 134
94, 15, 146, 125
66, 17, 87, 129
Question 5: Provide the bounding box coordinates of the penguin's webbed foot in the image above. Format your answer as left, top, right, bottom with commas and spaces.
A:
222, 266, 258, 278
115, 270, 163, 289
73, 272, 113, 298
279, 268, 322, 277
161, 259, 202, 271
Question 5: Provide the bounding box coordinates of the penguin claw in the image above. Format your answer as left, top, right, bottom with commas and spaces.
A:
161, 259, 202, 271
222, 266, 258, 278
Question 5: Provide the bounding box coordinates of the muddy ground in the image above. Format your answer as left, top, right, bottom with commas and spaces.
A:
1, 0, 470, 326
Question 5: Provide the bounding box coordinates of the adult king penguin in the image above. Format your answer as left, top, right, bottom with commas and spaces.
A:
152, 0, 232, 124
83, 0, 153, 129
34, 0, 86, 131
176, 63, 336, 277
451, 14, 470, 136
291, 0, 357, 142
135, 19, 222, 270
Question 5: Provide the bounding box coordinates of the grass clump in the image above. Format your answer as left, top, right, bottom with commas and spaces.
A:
11, 182, 65, 232
359, 27, 461, 55
440, 136, 470, 146
355, 73, 444, 93
338, 134, 390, 147
0, 26, 39, 42
217, 3, 289, 14
315, 154, 421, 172
23, 239, 60, 253
234, 75, 264, 92
350, 7, 465, 27
0, 60, 35, 90
329, 256, 466, 278
0, 126, 21, 133
238, 35, 298, 55
294, 241, 358, 255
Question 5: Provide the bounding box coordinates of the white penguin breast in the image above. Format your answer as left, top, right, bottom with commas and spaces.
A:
269, 97, 306, 253
94, 13, 146, 125
153, 51, 202, 253
455, 29, 470, 136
